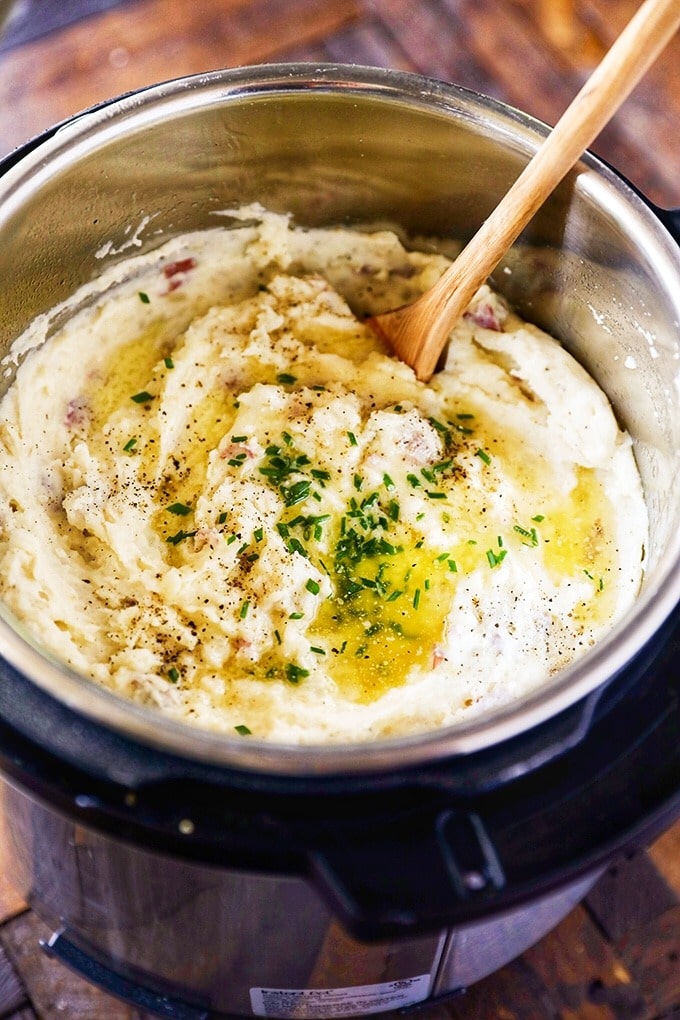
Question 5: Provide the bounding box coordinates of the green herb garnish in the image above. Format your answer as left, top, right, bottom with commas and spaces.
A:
285, 663, 310, 684
167, 502, 192, 516
166, 529, 197, 545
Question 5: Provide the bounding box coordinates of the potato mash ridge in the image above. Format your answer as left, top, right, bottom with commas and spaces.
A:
0, 207, 647, 743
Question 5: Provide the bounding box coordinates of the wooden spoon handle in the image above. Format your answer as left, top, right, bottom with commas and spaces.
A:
400, 0, 680, 380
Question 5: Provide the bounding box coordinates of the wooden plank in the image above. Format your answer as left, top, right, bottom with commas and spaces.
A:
447, 952, 560, 1019
364, 0, 502, 94
438, 0, 678, 205
586, 851, 679, 943
0, 912, 144, 1020
647, 820, 680, 896
0, 0, 362, 155
519, 904, 647, 1020
0, 787, 28, 923
615, 905, 680, 1020
0, 942, 27, 1016
322, 17, 416, 72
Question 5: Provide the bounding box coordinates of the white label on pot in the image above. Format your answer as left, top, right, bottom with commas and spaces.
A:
250, 975, 430, 1017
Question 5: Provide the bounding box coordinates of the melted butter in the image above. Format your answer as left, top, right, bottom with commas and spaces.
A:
448, 403, 617, 625
539, 466, 617, 624
311, 546, 457, 702
88, 322, 167, 431
151, 388, 235, 543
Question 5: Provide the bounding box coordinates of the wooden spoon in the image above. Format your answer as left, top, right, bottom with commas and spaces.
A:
368, 0, 680, 382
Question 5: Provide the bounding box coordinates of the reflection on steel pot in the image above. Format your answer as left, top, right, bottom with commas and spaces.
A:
0, 65, 678, 1019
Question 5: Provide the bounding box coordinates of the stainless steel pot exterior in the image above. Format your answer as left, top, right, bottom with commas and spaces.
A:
0, 774, 598, 1017
0, 63, 679, 775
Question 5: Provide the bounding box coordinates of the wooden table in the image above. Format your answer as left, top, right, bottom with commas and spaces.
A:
0, 1, 679, 1017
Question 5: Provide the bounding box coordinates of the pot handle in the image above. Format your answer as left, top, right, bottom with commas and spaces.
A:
308, 808, 507, 940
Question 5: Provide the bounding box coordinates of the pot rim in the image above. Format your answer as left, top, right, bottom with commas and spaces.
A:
1, 62, 679, 777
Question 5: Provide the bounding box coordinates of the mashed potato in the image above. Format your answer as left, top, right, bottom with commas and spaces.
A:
0, 206, 647, 742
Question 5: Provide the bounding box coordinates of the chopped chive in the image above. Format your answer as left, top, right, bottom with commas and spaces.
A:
254, 527, 264, 542
167, 502, 192, 516
282, 480, 312, 506
428, 417, 449, 434
285, 663, 310, 684
226, 534, 238, 545
353, 474, 363, 491
424, 578, 431, 590
413, 589, 421, 609
277, 373, 297, 385
231, 435, 248, 443
436, 552, 450, 562
166, 529, 196, 545
310, 646, 326, 655
168, 667, 180, 683
486, 548, 507, 568
426, 491, 447, 500
131, 390, 154, 404
457, 412, 474, 420
218, 511, 228, 525
448, 559, 458, 572
407, 473, 422, 488
514, 523, 539, 547
274, 629, 282, 645
164, 356, 174, 369
532, 514, 545, 522
239, 600, 250, 619
289, 611, 304, 620
347, 431, 358, 446
123, 437, 137, 452
387, 499, 400, 521
138, 291, 150, 304
386, 589, 403, 602
383, 473, 395, 490
306, 578, 321, 595
234, 724, 252, 736
476, 448, 491, 465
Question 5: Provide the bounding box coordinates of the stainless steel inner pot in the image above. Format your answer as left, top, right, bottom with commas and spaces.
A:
0, 63, 679, 776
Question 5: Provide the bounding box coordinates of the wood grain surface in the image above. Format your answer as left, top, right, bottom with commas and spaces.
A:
0, 1, 678, 1018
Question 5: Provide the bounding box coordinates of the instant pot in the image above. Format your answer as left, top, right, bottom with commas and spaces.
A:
0, 65, 679, 1019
